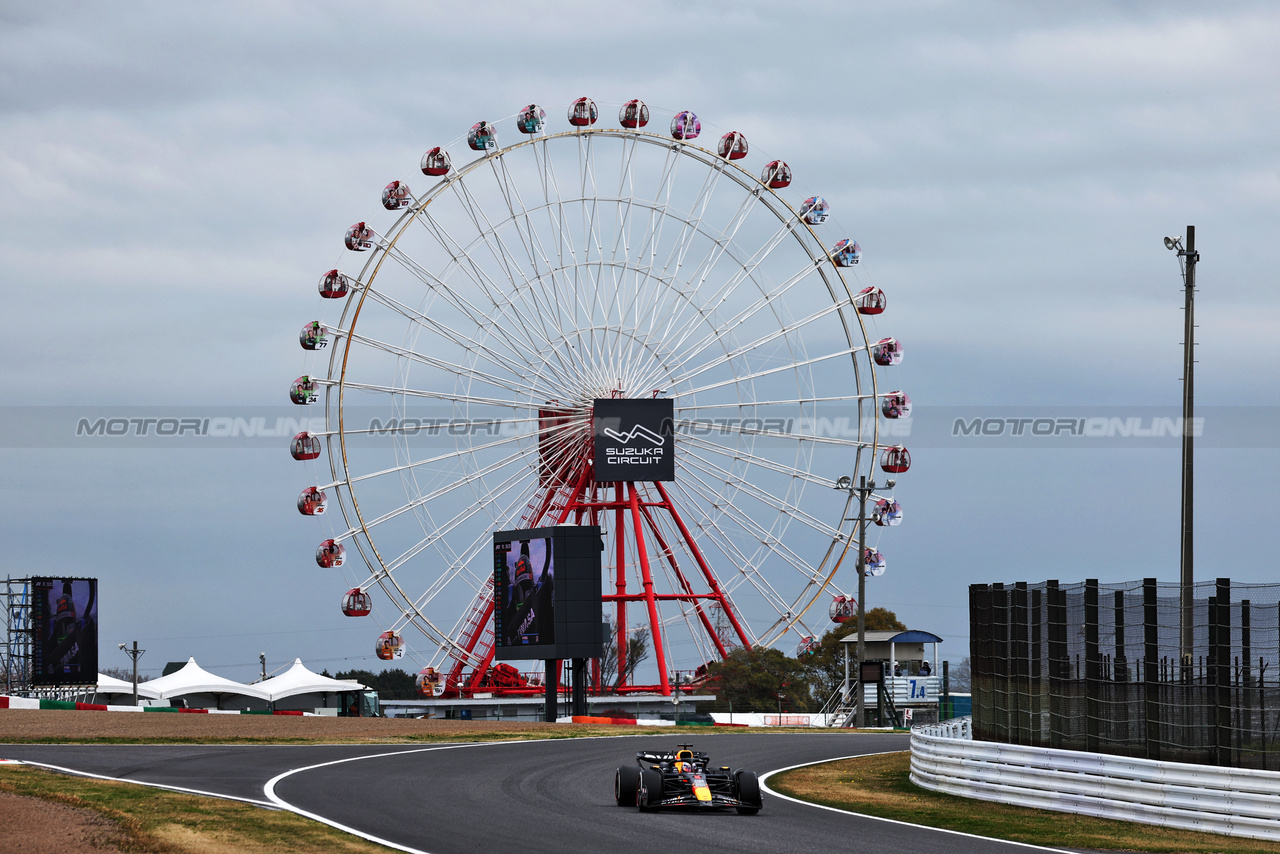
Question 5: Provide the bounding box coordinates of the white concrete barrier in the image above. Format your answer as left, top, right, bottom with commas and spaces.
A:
910, 718, 1280, 842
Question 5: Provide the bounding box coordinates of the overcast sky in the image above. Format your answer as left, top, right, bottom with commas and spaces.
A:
2, 1, 1277, 683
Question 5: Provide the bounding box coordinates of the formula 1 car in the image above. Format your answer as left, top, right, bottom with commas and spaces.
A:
614, 744, 763, 815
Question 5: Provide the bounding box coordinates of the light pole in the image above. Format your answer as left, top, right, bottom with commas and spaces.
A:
835, 474, 894, 728
117, 641, 145, 706
1164, 228, 1199, 667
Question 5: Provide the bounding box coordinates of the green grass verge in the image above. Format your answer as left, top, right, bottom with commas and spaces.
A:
769, 751, 1280, 853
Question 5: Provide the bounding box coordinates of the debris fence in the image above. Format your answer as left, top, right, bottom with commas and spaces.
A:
970, 578, 1280, 769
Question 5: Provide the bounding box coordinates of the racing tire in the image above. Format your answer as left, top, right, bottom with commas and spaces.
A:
734, 770, 762, 815
615, 766, 640, 807
637, 768, 664, 812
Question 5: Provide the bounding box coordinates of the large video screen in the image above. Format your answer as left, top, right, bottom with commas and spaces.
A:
493, 526, 603, 662
31, 577, 98, 686
495, 534, 556, 648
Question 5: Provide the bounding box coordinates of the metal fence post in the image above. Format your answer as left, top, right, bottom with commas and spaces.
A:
1216, 578, 1231, 766
1031, 587, 1043, 746
1242, 599, 1252, 745
1012, 582, 1029, 744
1143, 578, 1160, 761
1047, 580, 1066, 749
992, 583, 1009, 743
970, 583, 992, 741
1085, 579, 1101, 754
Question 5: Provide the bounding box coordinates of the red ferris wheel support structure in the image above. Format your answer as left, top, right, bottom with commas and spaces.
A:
441, 408, 752, 697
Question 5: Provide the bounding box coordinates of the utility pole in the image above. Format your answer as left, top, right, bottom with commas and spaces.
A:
118, 641, 145, 706
1166, 227, 1199, 666
835, 473, 894, 728
856, 477, 868, 728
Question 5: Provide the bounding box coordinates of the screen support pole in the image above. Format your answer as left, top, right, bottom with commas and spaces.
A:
572, 658, 587, 717
544, 659, 559, 722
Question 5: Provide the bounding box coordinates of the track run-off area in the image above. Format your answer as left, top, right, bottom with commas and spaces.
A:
3, 732, 1083, 854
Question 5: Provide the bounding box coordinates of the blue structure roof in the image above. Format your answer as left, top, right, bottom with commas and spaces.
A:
839, 629, 944, 644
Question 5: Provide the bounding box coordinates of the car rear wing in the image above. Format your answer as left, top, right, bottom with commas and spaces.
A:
635, 748, 711, 765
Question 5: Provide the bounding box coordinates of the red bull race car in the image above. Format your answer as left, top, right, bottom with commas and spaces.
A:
614, 744, 763, 815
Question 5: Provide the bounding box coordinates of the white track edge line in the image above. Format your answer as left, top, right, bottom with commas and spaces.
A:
259, 733, 729, 853
6, 759, 276, 807
758, 751, 1079, 854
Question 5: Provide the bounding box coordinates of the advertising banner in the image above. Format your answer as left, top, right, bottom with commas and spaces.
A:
592, 398, 675, 481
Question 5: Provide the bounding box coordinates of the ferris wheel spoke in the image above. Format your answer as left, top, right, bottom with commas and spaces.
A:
528, 142, 614, 384
535, 137, 587, 291
331, 444, 534, 541
453, 174, 591, 378
674, 415, 874, 450
677, 346, 860, 399
403, 209, 581, 390
678, 447, 839, 539
669, 298, 855, 388
383, 462, 536, 574
674, 393, 877, 411
665, 477, 793, 621
322, 428, 538, 491
404, 486, 534, 617
606, 139, 649, 384
664, 478, 786, 606
485, 162, 608, 389
378, 237, 557, 377
573, 135, 611, 378
344, 331, 539, 399
332, 380, 537, 410
359, 283, 548, 388
646, 159, 738, 312
658, 230, 817, 368
670, 466, 823, 594
758, 533, 856, 647
326, 413, 537, 439
679, 433, 829, 491
489, 158, 588, 358
606, 135, 641, 273
643, 183, 763, 361
655, 215, 803, 354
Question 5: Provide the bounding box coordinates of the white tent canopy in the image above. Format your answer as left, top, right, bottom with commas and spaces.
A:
97, 672, 161, 700
257, 658, 367, 702
144, 657, 270, 701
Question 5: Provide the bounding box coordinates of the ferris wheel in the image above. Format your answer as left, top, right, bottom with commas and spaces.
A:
291, 98, 911, 696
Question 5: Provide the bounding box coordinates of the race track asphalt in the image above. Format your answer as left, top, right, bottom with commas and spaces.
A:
3, 733, 1080, 854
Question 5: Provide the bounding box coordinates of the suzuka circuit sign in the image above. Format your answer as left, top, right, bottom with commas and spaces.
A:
593, 398, 675, 481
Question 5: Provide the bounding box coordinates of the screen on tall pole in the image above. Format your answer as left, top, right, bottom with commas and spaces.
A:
30, 577, 98, 686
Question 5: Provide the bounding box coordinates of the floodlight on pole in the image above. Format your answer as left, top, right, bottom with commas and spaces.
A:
1165, 227, 1199, 667
118, 641, 145, 707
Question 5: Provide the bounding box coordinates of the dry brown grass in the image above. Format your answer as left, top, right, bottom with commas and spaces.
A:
0, 764, 397, 853
770, 752, 1280, 854
0, 708, 702, 745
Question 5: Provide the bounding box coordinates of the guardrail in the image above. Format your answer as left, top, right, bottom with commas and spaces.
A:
910, 718, 1280, 842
